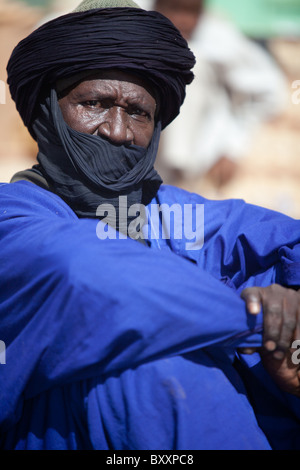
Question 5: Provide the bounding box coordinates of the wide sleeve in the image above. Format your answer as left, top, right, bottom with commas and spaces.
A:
276, 245, 300, 287
0, 182, 265, 429
157, 186, 300, 290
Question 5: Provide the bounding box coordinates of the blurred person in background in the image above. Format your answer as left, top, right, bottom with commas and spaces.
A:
153, 0, 288, 188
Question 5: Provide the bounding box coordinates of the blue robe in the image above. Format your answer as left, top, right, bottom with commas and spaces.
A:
0, 181, 299, 450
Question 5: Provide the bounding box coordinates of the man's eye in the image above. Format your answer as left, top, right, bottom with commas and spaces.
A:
83, 100, 101, 107
132, 108, 145, 115
130, 107, 150, 119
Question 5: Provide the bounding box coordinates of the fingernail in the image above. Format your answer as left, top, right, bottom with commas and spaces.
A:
273, 350, 285, 360
248, 301, 261, 314
265, 340, 277, 351
240, 348, 257, 355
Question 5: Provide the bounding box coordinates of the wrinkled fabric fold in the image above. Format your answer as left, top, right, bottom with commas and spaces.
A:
7, 7, 195, 135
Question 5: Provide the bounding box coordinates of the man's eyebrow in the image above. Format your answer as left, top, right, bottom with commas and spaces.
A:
127, 95, 153, 107
126, 92, 157, 110
71, 90, 110, 100
71, 89, 155, 110
70, 83, 116, 99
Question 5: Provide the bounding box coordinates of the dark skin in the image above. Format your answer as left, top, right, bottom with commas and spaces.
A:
58, 70, 300, 397
58, 70, 157, 148
241, 285, 300, 397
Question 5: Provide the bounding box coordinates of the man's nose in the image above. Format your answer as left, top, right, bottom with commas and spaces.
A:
97, 107, 134, 145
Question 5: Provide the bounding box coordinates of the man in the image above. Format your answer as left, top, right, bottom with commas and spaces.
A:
0, 0, 299, 450
152, 0, 287, 187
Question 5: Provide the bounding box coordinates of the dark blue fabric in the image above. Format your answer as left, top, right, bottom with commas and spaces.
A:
0, 181, 299, 449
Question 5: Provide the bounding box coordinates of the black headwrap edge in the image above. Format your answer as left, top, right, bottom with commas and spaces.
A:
7, 7, 195, 138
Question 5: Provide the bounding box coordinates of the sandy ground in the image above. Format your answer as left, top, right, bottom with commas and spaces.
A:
0, 0, 299, 220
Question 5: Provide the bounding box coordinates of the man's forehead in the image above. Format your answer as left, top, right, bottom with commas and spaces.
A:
58, 69, 158, 102
79, 69, 154, 91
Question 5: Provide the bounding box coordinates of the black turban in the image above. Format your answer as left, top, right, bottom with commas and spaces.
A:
7, 7, 196, 137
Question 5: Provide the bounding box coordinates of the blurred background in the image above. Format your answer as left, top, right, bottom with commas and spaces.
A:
0, 0, 300, 218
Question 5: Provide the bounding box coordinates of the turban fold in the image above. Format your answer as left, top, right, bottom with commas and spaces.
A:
7, 7, 196, 137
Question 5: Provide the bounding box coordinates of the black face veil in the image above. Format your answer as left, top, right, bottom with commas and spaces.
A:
6, 7, 196, 236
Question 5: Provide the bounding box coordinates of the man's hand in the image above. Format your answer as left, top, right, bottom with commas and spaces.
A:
260, 346, 300, 397
240, 284, 300, 397
241, 284, 300, 359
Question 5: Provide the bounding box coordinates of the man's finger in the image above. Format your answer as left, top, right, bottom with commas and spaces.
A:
273, 295, 297, 359
238, 348, 258, 355
294, 294, 300, 345
262, 299, 283, 353
240, 287, 262, 315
